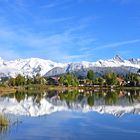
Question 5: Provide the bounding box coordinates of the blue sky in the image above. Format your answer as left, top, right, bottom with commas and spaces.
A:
0, 0, 140, 62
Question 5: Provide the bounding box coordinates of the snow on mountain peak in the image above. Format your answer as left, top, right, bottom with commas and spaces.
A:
113, 55, 124, 62
128, 58, 140, 65
0, 57, 67, 77
0, 56, 139, 78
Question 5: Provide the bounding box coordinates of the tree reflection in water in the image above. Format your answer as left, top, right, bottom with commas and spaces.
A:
1, 89, 140, 107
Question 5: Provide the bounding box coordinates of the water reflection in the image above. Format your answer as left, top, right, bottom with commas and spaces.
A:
0, 90, 140, 117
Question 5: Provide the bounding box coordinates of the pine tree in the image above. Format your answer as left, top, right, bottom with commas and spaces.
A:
87, 70, 94, 80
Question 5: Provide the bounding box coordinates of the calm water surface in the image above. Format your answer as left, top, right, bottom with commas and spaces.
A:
0, 90, 140, 140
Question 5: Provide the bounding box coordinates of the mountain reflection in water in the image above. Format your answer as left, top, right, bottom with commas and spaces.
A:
0, 90, 140, 117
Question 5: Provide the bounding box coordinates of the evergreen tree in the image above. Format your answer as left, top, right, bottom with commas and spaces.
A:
87, 70, 94, 80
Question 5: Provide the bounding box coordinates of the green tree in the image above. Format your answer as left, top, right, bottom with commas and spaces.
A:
66, 74, 79, 86
33, 73, 46, 84
104, 72, 117, 85
59, 74, 79, 86
125, 73, 140, 86
87, 70, 94, 80
15, 74, 26, 86
8, 78, 15, 86
59, 76, 65, 85
26, 77, 32, 85
98, 77, 104, 85
94, 78, 99, 85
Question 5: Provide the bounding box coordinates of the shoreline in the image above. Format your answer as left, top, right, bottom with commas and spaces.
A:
0, 85, 140, 95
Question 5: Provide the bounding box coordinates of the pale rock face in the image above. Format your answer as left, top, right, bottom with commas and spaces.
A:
0, 55, 139, 77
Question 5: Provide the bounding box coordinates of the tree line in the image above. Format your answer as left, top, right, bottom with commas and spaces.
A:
8, 73, 46, 86
86, 70, 140, 86
0, 70, 140, 87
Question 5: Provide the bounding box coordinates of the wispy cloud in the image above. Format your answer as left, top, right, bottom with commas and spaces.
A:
39, 0, 73, 10
61, 54, 89, 62
0, 0, 96, 61
0, 0, 139, 62
34, 16, 75, 27
0, 14, 96, 62
92, 39, 140, 51
78, 39, 140, 60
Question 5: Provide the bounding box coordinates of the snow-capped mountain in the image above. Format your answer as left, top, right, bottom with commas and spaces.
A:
0, 57, 67, 77
45, 55, 140, 77
0, 55, 139, 78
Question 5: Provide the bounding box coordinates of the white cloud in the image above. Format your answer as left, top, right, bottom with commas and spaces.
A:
61, 54, 87, 61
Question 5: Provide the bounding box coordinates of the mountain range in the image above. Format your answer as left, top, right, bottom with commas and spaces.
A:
0, 55, 140, 78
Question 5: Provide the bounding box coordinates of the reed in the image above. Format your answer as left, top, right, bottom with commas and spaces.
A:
0, 114, 9, 126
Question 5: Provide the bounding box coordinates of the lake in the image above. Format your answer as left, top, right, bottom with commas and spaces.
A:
0, 90, 140, 140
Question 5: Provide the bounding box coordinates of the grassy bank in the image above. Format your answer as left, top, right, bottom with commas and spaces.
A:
0, 85, 140, 95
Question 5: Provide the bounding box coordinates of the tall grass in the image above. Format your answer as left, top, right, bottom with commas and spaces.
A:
0, 115, 9, 126
0, 114, 9, 134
